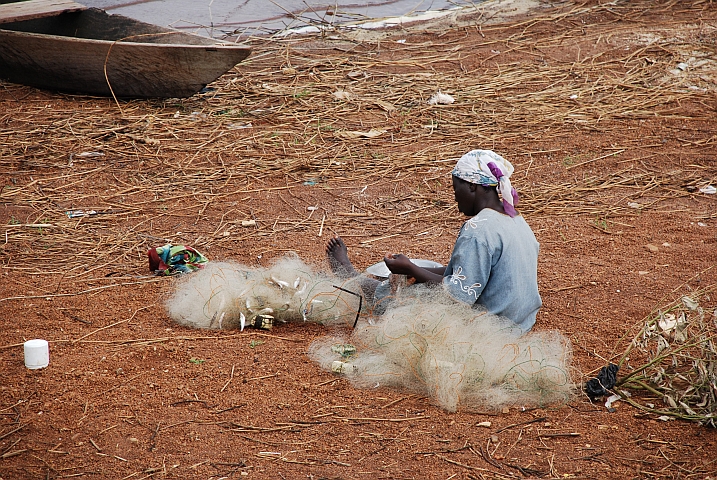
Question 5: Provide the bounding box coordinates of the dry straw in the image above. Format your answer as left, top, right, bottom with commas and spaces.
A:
1, 0, 715, 281
613, 284, 717, 426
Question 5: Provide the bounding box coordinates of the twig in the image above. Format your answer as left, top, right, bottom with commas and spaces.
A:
71, 305, 154, 344
220, 364, 236, 392
494, 417, 546, 434
0, 424, 27, 441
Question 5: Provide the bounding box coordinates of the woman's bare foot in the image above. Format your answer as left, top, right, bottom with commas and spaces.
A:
326, 236, 359, 278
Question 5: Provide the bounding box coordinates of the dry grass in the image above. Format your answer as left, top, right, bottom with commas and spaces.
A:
1, 0, 715, 279
615, 281, 717, 426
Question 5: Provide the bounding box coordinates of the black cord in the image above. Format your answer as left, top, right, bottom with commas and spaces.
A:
332, 285, 363, 328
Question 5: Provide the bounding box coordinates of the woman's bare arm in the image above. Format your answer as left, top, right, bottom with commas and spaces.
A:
383, 254, 444, 284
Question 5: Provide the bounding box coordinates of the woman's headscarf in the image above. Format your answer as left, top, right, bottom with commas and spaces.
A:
451, 149, 519, 217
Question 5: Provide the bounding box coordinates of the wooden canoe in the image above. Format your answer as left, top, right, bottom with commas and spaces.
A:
0, 2, 251, 98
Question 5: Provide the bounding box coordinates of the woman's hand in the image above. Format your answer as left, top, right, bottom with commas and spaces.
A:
384, 254, 444, 285
383, 253, 416, 276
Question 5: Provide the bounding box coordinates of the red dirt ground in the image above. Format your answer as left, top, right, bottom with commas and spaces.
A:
1, 0, 716, 479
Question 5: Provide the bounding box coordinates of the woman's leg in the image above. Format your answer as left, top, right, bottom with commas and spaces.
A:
326, 236, 379, 299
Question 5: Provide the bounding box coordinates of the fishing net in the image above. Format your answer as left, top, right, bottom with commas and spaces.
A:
167, 256, 574, 411
309, 285, 574, 412
166, 255, 362, 330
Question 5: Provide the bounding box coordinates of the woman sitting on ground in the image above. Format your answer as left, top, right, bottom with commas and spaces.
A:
326, 149, 542, 332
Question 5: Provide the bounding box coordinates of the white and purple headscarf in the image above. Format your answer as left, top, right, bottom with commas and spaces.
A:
451, 149, 519, 217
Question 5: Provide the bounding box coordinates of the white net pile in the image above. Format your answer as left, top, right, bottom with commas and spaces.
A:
166, 256, 362, 330
166, 256, 574, 411
310, 286, 574, 412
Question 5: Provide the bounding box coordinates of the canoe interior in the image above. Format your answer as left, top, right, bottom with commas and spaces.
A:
0, 0, 87, 24
0, 7, 217, 45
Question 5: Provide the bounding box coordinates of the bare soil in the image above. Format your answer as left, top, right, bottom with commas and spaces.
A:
1, 1, 716, 479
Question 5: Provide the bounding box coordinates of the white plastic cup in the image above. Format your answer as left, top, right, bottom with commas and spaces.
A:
24, 339, 49, 369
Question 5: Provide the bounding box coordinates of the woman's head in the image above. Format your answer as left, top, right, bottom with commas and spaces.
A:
452, 175, 499, 216
451, 149, 519, 217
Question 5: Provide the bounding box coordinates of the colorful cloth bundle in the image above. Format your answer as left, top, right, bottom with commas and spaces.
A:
148, 244, 208, 275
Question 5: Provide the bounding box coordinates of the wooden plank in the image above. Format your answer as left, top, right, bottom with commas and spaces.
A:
0, 0, 87, 24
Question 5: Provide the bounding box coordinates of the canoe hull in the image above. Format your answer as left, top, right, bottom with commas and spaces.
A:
0, 9, 250, 98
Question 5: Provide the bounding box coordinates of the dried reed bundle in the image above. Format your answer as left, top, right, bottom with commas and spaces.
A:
615, 288, 717, 426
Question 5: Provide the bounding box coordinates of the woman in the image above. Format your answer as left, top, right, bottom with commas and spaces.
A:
327, 149, 541, 332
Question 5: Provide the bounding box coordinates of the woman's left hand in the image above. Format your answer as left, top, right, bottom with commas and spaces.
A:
383, 253, 416, 276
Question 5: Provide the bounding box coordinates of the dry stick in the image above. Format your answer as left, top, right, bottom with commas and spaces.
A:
97, 424, 119, 435
337, 415, 427, 422
0, 424, 27, 441
89, 438, 102, 452
318, 212, 325, 237
435, 454, 505, 476
0, 279, 162, 304
380, 395, 415, 409
214, 405, 246, 414
149, 422, 162, 452
103, 41, 123, 116
494, 417, 547, 434
0, 439, 21, 457
72, 305, 154, 344
228, 424, 295, 433
1, 449, 27, 459
359, 233, 403, 244
246, 372, 280, 382
314, 378, 338, 387
565, 149, 626, 170
0, 400, 23, 413
476, 444, 504, 470
220, 364, 236, 393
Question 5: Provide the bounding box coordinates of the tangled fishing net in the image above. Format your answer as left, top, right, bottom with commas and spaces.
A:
614, 290, 717, 427
167, 256, 575, 411
166, 255, 362, 330
310, 285, 573, 412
